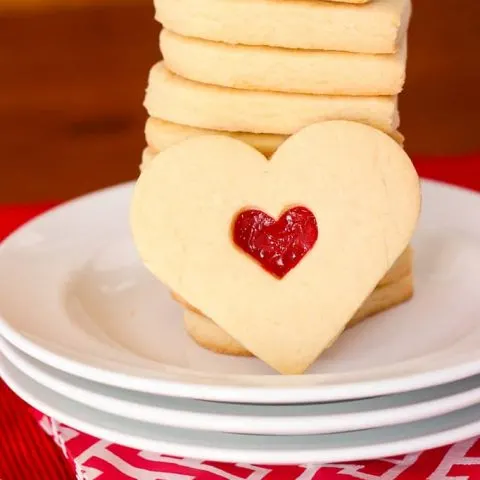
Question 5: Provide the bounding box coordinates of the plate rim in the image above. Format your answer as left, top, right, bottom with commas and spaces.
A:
1, 179, 480, 403
2, 353, 480, 465
3, 336, 480, 435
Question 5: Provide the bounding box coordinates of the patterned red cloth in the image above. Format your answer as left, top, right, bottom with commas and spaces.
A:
0, 381, 76, 480
1, 155, 480, 480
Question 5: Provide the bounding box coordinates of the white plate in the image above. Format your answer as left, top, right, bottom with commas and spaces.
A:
2, 355, 480, 465
0, 180, 480, 404
2, 337, 480, 435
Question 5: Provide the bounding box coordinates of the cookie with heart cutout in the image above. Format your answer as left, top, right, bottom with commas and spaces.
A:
179, 248, 414, 356
144, 119, 405, 167
131, 120, 421, 374
172, 246, 413, 355
173, 246, 413, 316
183, 271, 414, 357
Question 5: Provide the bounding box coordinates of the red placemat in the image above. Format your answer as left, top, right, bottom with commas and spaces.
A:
1, 155, 480, 480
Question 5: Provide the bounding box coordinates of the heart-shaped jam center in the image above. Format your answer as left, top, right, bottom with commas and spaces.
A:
232, 206, 318, 278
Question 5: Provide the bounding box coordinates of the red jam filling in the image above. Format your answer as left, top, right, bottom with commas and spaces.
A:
232, 206, 318, 279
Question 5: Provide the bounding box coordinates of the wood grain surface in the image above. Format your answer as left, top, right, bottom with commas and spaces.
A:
1, 1, 479, 202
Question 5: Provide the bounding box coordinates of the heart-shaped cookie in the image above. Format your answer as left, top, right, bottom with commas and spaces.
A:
131, 121, 421, 374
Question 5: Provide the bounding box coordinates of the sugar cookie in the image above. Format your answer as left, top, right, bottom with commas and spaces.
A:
172, 246, 413, 314
161, 30, 407, 96
145, 64, 400, 135
143, 119, 405, 170
184, 272, 414, 357
376, 246, 412, 286
131, 121, 420, 374
141, 147, 156, 171
145, 118, 285, 159
154, 0, 411, 54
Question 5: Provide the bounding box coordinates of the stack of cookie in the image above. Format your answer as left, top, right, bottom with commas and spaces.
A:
139, 0, 415, 361
142, 0, 411, 167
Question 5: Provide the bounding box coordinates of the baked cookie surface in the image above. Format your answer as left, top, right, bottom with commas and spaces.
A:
145, 64, 400, 135
184, 271, 414, 357
325, 0, 370, 3
161, 30, 407, 96
154, 0, 411, 53
145, 118, 286, 159
131, 121, 420, 374
173, 246, 413, 313
142, 119, 405, 171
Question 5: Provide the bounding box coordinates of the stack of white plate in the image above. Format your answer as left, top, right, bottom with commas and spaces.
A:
1, 179, 480, 464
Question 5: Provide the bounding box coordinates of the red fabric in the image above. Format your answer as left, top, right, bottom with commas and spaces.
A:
0, 382, 76, 480
0, 155, 479, 480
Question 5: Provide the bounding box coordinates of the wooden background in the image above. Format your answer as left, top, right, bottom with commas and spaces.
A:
1, 0, 479, 202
